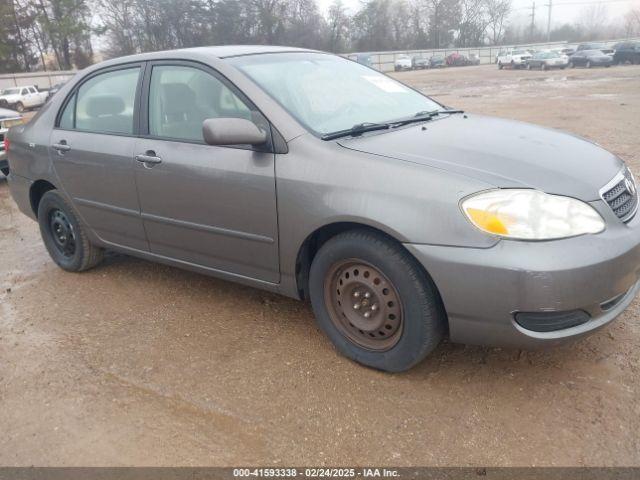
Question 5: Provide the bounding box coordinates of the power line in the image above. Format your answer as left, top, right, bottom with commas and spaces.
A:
515, 0, 633, 9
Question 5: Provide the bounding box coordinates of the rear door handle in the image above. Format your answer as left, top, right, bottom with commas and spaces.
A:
52, 143, 71, 153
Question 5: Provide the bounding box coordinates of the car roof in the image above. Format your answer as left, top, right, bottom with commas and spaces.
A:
95, 45, 320, 69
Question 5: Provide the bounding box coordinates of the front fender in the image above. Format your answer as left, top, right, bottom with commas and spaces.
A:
275, 134, 498, 296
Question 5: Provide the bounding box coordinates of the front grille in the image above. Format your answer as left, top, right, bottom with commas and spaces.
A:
601, 168, 638, 222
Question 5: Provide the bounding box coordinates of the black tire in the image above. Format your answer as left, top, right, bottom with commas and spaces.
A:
15, 102, 24, 113
0, 167, 8, 177
309, 229, 446, 372
37, 190, 104, 272
498, 62, 503, 70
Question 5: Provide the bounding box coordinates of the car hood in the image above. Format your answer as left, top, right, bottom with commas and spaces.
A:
337, 114, 622, 201
0, 107, 20, 118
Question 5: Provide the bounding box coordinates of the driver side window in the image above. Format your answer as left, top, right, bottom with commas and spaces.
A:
148, 65, 253, 142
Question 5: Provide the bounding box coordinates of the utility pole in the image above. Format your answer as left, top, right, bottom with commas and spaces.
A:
529, 1, 536, 40
546, 0, 553, 42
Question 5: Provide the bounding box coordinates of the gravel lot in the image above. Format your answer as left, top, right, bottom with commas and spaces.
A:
1, 64, 639, 466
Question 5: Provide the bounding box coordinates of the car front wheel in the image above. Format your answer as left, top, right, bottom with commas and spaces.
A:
309, 229, 446, 372
38, 190, 104, 272
14, 102, 24, 113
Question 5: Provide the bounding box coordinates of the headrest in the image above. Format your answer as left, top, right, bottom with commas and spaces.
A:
160, 83, 196, 116
85, 95, 125, 117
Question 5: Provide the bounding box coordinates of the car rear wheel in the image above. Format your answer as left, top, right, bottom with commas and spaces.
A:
14, 102, 24, 113
38, 190, 104, 272
498, 62, 503, 70
309, 229, 446, 372
0, 167, 9, 177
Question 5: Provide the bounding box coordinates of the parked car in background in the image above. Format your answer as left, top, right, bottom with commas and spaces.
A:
412, 56, 429, 69
7, 46, 640, 372
559, 46, 577, 56
613, 41, 640, 65
429, 54, 446, 68
569, 49, 613, 68
0, 107, 23, 176
576, 42, 614, 56
46, 82, 67, 102
446, 52, 471, 67
526, 51, 569, 70
497, 49, 532, 69
467, 53, 481, 65
356, 53, 373, 67
0, 85, 48, 112
394, 54, 412, 71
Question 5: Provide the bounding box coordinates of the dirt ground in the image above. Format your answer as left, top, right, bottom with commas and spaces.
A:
1, 64, 639, 467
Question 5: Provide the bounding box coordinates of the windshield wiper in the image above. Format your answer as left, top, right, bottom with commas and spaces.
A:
321, 110, 465, 141
394, 109, 465, 127
321, 122, 391, 141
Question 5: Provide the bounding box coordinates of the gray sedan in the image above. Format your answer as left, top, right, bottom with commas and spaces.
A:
569, 49, 614, 68
6, 46, 640, 371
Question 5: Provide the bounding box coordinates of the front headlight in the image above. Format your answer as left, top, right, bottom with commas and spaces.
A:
461, 189, 605, 240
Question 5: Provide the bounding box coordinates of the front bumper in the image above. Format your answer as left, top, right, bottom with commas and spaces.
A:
405, 202, 640, 349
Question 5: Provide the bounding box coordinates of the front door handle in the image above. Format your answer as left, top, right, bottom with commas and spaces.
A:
52, 142, 71, 153
135, 151, 162, 166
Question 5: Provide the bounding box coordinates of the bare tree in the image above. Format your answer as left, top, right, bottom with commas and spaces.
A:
484, 0, 510, 45
326, 0, 350, 52
576, 4, 608, 40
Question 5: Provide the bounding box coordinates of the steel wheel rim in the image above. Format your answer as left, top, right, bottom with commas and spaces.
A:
324, 259, 403, 351
49, 208, 76, 257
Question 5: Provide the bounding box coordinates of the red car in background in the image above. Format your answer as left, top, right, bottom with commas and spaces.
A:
445, 52, 480, 67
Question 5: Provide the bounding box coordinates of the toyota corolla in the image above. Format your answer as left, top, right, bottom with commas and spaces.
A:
6, 46, 640, 372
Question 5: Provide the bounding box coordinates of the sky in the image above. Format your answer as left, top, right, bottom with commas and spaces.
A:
315, 0, 639, 29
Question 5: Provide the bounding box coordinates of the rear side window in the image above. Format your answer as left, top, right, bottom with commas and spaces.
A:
71, 67, 140, 135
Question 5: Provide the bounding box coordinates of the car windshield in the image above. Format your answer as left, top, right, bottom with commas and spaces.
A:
230, 52, 441, 137
1, 88, 20, 95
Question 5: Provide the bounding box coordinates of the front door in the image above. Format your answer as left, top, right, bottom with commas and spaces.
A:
49, 65, 148, 251
134, 62, 280, 283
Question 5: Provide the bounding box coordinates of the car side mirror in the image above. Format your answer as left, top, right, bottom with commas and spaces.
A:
202, 118, 267, 146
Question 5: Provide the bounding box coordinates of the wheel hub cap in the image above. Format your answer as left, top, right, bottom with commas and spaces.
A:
325, 260, 403, 351
49, 209, 76, 257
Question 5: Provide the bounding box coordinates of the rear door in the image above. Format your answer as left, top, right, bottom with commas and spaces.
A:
133, 61, 280, 283
49, 63, 148, 251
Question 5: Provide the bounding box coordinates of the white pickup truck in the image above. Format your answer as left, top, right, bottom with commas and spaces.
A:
497, 49, 533, 69
0, 85, 48, 113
